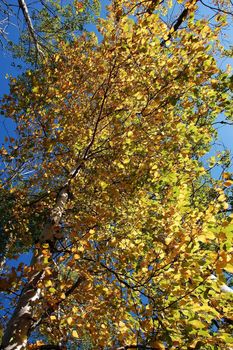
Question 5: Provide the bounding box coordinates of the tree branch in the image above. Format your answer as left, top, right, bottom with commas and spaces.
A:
161, 0, 198, 46
18, 0, 44, 58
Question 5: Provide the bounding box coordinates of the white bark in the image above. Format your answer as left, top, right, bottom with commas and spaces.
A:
1, 98, 106, 348
1, 188, 69, 350
0, 233, 13, 273
1, 164, 83, 350
17, 0, 44, 57
1, 270, 44, 350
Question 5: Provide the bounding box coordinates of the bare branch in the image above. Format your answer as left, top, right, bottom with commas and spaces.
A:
17, 0, 44, 58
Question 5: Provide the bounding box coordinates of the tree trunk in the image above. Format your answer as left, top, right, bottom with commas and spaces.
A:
1, 188, 69, 350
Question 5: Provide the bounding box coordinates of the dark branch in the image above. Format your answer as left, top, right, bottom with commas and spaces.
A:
200, 0, 233, 16
161, 1, 198, 46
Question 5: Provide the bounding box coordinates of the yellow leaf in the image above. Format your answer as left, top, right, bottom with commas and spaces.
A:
32, 86, 39, 94
45, 280, 52, 287
122, 158, 130, 164
218, 194, 226, 202
222, 172, 231, 179
141, 266, 148, 273
72, 306, 78, 313
224, 180, 233, 187
206, 231, 215, 240
119, 321, 125, 328
225, 263, 233, 273
189, 320, 205, 329
45, 268, 52, 276
42, 243, 49, 248
60, 293, 66, 299
54, 54, 60, 62
78, 246, 85, 252
67, 317, 73, 325
100, 181, 108, 190
72, 330, 79, 338
0, 148, 8, 155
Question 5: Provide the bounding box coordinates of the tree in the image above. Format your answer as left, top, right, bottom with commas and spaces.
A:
0, 0, 99, 62
0, 0, 233, 349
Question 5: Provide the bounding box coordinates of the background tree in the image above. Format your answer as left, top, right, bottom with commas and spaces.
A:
0, 0, 233, 349
0, 0, 99, 63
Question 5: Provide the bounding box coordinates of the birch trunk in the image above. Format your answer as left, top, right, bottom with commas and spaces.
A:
1, 85, 101, 349
18, 0, 44, 57
1, 188, 69, 350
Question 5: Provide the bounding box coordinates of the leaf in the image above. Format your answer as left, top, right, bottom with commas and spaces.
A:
224, 263, 233, 273
150, 341, 165, 350
77, 246, 84, 252
49, 287, 56, 294
45, 280, 53, 287
222, 172, 231, 179
32, 86, 39, 94
67, 317, 73, 325
72, 330, 79, 338
224, 180, 233, 187
218, 194, 226, 202
100, 181, 108, 190
189, 320, 206, 329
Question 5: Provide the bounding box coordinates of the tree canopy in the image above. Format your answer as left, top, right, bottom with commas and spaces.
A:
0, 0, 233, 349
0, 0, 99, 63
